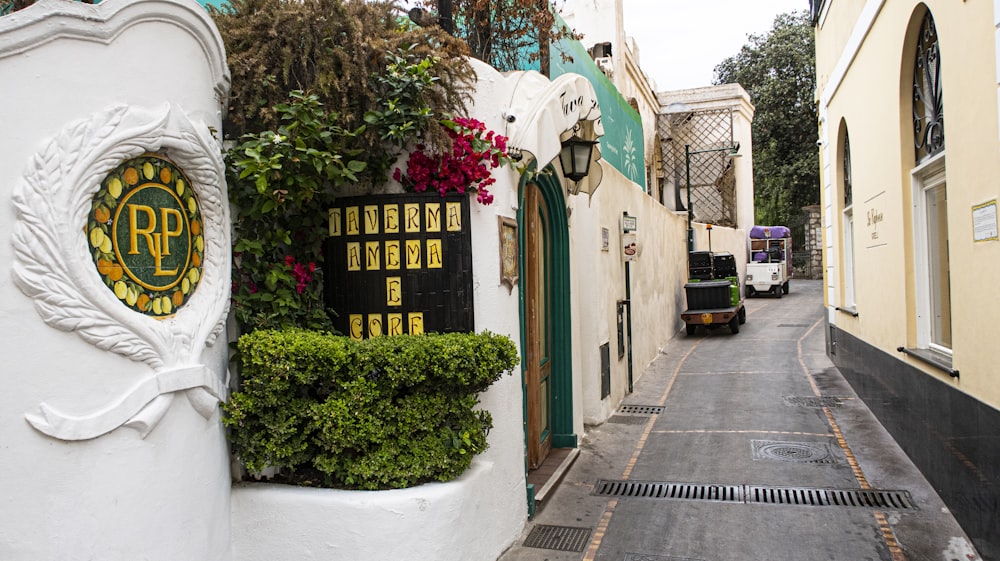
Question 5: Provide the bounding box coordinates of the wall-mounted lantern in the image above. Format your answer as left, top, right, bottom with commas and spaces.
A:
559, 134, 599, 183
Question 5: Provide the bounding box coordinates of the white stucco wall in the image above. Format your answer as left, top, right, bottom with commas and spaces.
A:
230, 58, 530, 561
0, 1, 232, 559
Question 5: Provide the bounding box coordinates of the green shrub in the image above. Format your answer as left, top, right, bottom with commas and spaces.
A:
224, 328, 519, 490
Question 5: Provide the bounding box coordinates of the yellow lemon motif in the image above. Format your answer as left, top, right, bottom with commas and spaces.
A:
188, 268, 200, 284
195, 235, 204, 252
188, 197, 197, 214
182, 278, 191, 294
152, 298, 162, 315
99, 235, 112, 254
89, 227, 105, 248
142, 162, 155, 180
114, 281, 128, 300
176, 179, 185, 196
161, 297, 173, 314
126, 286, 138, 306
108, 178, 123, 198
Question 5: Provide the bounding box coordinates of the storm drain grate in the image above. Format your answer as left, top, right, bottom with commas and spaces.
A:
619, 404, 664, 415
784, 396, 844, 408
608, 415, 651, 425
751, 440, 842, 464
522, 525, 591, 552
746, 486, 916, 509
593, 480, 743, 503
593, 480, 916, 510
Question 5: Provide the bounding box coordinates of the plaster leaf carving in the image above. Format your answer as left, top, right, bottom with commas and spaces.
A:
12, 104, 231, 441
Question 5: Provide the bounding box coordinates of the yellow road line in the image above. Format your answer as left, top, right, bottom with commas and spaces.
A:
797, 317, 907, 561
582, 339, 703, 560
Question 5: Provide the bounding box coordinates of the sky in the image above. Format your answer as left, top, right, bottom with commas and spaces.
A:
620, 0, 808, 91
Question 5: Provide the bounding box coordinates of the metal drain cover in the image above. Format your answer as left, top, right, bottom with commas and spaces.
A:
608, 415, 650, 425
619, 404, 664, 415
593, 479, 916, 510
784, 396, 843, 408
593, 480, 743, 503
746, 485, 916, 509
522, 525, 591, 552
751, 440, 842, 464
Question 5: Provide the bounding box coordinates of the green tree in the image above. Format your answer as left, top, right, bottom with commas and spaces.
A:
408, 0, 580, 73
714, 11, 818, 234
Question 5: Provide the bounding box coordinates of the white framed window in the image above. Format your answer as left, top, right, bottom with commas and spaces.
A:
842, 130, 856, 309
912, 155, 951, 353
910, 10, 950, 354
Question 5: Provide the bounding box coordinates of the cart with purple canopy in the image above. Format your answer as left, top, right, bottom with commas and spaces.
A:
745, 225, 792, 298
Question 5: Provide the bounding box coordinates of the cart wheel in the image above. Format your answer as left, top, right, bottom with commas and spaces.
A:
738, 307, 746, 324
773, 285, 782, 299
686, 324, 697, 336
783, 282, 790, 295
746, 285, 755, 298
729, 315, 740, 334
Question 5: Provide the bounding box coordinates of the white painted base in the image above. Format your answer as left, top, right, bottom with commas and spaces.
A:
231, 459, 523, 561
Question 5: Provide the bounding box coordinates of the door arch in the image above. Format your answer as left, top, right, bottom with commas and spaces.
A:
518, 165, 575, 470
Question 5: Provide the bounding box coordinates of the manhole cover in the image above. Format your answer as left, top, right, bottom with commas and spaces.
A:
783, 396, 844, 408
522, 525, 591, 552
608, 415, 650, 425
751, 440, 842, 464
619, 404, 664, 415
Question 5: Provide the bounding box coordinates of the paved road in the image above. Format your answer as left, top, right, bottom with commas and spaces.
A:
499, 280, 981, 561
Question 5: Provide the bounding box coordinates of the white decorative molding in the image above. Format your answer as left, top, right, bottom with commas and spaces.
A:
11, 103, 231, 441
0, 0, 230, 103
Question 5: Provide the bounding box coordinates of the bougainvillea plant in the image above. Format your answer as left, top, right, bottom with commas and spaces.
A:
393, 116, 515, 205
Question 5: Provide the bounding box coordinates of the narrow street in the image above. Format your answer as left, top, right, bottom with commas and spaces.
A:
500, 279, 980, 561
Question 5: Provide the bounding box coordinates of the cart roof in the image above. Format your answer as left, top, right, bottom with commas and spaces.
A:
749, 225, 791, 239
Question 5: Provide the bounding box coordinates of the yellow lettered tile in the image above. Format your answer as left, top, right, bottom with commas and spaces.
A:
446, 202, 462, 231
408, 312, 424, 335
349, 314, 364, 340
347, 242, 361, 271
425, 202, 442, 232
404, 203, 421, 233
384, 204, 400, 233
329, 207, 342, 236
386, 276, 402, 307
364, 205, 380, 235
427, 239, 443, 269
385, 240, 401, 270
345, 206, 360, 236
387, 313, 403, 336
365, 241, 381, 270
405, 239, 422, 269
368, 314, 383, 337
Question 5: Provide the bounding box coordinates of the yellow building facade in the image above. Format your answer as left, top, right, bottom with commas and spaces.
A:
814, 0, 999, 556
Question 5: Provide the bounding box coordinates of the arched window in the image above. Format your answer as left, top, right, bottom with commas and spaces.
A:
909, 9, 951, 352
841, 127, 856, 309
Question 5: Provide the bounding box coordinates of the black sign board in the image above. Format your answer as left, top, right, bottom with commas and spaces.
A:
323, 193, 475, 339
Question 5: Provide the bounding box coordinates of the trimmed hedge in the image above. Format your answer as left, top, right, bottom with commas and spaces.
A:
224, 328, 519, 490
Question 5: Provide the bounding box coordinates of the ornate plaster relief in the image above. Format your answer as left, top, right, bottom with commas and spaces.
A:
11, 103, 230, 441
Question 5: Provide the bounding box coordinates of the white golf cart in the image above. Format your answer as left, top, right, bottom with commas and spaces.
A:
745, 225, 792, 298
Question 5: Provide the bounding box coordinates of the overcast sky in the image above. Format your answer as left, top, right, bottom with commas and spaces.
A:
621, 0, 808, 91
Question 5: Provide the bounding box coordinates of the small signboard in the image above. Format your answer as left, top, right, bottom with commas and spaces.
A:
973, 199, 998, 242
622, 215, 637, 233
623, 232, 638, 262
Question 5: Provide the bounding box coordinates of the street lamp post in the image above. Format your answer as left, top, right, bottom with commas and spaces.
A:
685, 143, 740, 253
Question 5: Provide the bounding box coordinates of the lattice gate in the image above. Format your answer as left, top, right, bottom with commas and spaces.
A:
657, 108, 737, 227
